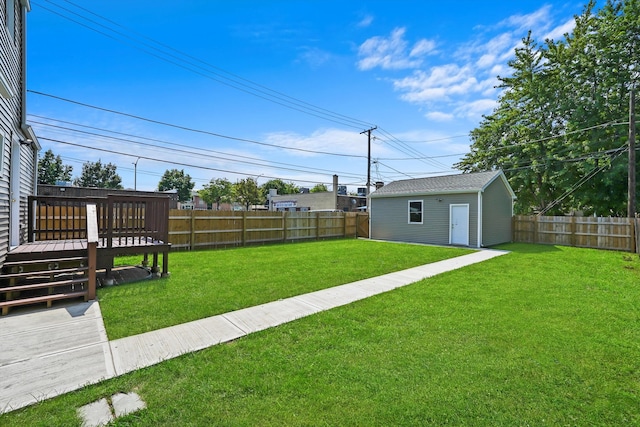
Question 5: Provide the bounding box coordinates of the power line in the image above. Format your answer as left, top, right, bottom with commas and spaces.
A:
34, 0, 376, 130
29, 117, 364, 179
32, 0, 460, 168
39, 136, 363, 186
537, 144, 629, 216
28, 90, 367, 159
375, 127, 452, 170
33, 1, 450, 166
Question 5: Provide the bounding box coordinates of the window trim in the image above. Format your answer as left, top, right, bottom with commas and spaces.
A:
408, 199, 423, 224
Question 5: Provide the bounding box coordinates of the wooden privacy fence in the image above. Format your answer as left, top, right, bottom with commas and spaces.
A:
513, 215, 640, 253
169, 210, 369, 250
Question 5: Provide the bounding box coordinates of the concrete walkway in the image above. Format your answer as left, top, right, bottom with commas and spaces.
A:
0, 249, 507, 414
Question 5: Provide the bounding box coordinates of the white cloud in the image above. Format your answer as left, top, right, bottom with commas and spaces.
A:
425, 111, 454, 122
499, 5, 552, 33
357, 14, 374, 28
455, 99, 497, 120
356, 5, 574, 122
393, 65, 478, 103
543, 18, 575, 42
410, 39, 437, 57
297, 47, 332, 67
263, 128, 374, 157
357, 27, 437, 71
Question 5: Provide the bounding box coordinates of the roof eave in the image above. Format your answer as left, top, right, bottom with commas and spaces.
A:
370, 189, 481, 199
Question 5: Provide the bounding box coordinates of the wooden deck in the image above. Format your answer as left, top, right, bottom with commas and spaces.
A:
23, 194, 171, 275
8, 238, 169, 274
0, 195, 171, 314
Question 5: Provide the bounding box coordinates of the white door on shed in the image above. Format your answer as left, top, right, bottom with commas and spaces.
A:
449, 204, 469, 246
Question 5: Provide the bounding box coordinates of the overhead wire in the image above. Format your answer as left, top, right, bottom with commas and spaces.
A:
536, 143, 629, 216
28, 91, 367, 159
33, 0, 451, 167
35, 1, 636, 192
374, 128, 453, 170
39, 136, 355, 186
34, 0, 376, 130
29, 116, 364, 179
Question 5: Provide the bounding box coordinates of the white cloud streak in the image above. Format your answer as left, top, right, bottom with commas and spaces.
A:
357, 5, 575, 123
357, 27, 437, 71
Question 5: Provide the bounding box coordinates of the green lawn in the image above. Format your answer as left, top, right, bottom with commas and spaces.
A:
101, 239, 472, 339
2, 243, 639, 426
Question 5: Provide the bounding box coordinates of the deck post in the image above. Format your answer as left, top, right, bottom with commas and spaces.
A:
86, 204, 99, 300
162, 250, 169, 277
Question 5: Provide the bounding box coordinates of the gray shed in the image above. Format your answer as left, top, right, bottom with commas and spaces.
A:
369, 170, 516, 248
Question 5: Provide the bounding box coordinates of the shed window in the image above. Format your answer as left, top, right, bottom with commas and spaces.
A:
408, 200, 423, 224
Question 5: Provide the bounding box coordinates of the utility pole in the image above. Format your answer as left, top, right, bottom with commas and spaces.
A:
360, 126, 377, 196
629, 89, 636, 218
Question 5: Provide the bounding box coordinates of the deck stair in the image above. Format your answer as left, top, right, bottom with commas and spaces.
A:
0, 253, 90, 315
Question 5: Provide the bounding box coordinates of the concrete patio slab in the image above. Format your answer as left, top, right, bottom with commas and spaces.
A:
77, 398, 112, 427
111, 392, 146, 417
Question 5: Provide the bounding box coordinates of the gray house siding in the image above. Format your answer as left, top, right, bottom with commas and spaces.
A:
370, 193, 479, 247
481, 178, 513, 246
0, 0, 35, 264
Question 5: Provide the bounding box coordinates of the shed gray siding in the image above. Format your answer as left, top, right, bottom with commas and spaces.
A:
370, 193, 479, 247
481, 177, 513, 246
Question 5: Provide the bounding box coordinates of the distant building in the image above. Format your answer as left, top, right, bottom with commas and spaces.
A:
268, 175, 366, 212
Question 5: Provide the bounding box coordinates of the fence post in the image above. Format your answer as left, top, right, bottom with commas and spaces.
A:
316, 212, 320, 240
533, 215, 539, 244
242, 211, 247, 246
282, 211, 288, 242
570, 216, 577, 247
190, 209, 196, 251
342, 212, 347, 238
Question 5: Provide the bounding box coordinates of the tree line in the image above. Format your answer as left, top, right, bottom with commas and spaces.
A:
37, 149, 329, 209
456, 0, 638, 216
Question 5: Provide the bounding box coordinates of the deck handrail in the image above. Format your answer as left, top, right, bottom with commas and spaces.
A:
27, 194, 170, 247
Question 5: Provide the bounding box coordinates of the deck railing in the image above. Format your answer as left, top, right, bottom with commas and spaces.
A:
28, 194, 170, 246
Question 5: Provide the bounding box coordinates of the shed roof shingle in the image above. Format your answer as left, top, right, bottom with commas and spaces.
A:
371, 170, 507, 197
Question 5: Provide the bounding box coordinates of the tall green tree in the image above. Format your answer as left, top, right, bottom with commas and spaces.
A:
233, 177, 262, 211
158, 169, 195, 203
37, 149, 72, 184
73, 159, 122, 189
199, 177, 233, 210
545, 0, 640, 215
457, 0, 640, 215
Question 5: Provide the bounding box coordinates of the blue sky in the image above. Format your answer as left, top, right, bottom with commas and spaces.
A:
27, 0, 583, 192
